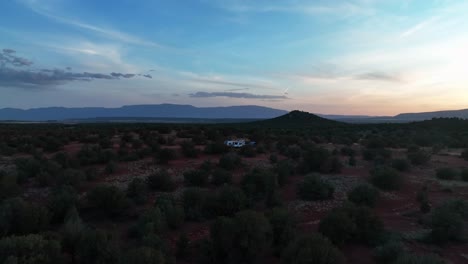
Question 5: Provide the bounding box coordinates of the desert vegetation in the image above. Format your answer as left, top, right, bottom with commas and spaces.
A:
0, 113, 467, 263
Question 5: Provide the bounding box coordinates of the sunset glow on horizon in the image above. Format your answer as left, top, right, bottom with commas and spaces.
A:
1, 0, 468, 115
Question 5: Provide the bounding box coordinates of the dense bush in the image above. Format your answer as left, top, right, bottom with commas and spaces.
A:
210, 168, 232, 186
460, 149, 468, 161
146, 170, 176, 192
122, 247, 165, 264
0, 234, 63, 264
435, 167, 458, 180
155, 148, 175, 164
429, 199, 468, 244
210, 211, 272, 263
373, 240, 405, 264
281, 234, 345, 264
393, 253, 445, 264
0, 171, 20, 201
182, 188, 208, 221
87, 185, 129, 216
407, 149, 431, 165
154, 194, 185, 230
241, 168, 279, 206
276, 160, 295, 186
210, 186, 247, 217
204, 141, 228, 155
0, 198, 50, 237
131, 208, 166, 239
218, 153, 242, 171
127, 178, 148, 204
370, 166, 404, 191
319, 203, 384, 245
76, 229, 121, 264
461, 169, 468, 181
347, 184, 380, 207
239, 145, 256, 157
181, 141, 198, 158
267, 207, 297, 256
297, 174, 334, 201
47, 186, 78, 224
184, 169, 209, 187
392, 159, 411, 172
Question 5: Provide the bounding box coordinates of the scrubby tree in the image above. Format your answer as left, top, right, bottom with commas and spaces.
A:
267, 207, 297, 256
297, 174, 334, 201
429, 199, 468, 244
0, 234, 63, 264
146, 170, 176, 192
218, 153, 242, 171
127, 178, 148, 204
281, 234, 345, 264
210, 168, 232, 186
392, 159, 411, 172
47, 186, 78, 224
319, 203, 384, 246
370, 166, 404, 191
184, 169, 209, 187
0, 198, 50, 237
347, 184, 380, 207
436, 167, 458, 180
155, 194, 184, 230
87, 185, 129, 217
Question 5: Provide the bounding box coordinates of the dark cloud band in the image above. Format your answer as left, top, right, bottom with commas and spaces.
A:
189, 91, 288, 99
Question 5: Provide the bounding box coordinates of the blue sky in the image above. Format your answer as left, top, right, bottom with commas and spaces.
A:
0, 0, 467, 115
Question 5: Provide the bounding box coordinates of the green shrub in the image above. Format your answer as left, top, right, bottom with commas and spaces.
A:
319, 203, 384, 246
297, 174, 334, 201
461, 149, 468, 161
392, 159, 411, 172
218, 153, 242, 171
176, 233, 189, 259
370, 166, 404, 191
211, 186, 247, 217
429, 199, 468, 244
183, 188, 208, 221
461, 169, 468, 181
240, 145, 256, 157
105, 161, 118, 174
47, 186, 77, 224
436, 167, 458, 180
373, 240, 405, 264
393, 253, 445, 264
281, 234, 345, 264
267, 207, 297, 256
347, 184, 380, 207
0, 234, 63, 264
181, 141, 198, 158
127, 178, 148, 204
146, 170, 176, 192
241, 168, 278, 202
156, 148, 175, 164
131, 208, 167, 239
407, 150, 431, 165
184, 169, 209, 187
0, 172, 20, 201
87, 185, 129, 216
210, 169, 232, 186
269, 154, 278, 164
210, 211, 272, 263
155, 194, 184, 230
76, 229, 120, 264
123, 247, 165, 264
276, 160, 295, 186
0, 198, 50, 236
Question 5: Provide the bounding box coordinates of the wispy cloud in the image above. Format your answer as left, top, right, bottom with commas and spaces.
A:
0, 48, 151, 88
189, 91, 288, 100
354, 72, 404, 82
19, 0, 167, 48
190, 78, 274, 90
400, 16, 440, 38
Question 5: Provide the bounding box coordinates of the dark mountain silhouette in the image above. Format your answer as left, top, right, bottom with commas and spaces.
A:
253, 110, 343, 128
394, 109, 468, 121
0, 104, 288, 121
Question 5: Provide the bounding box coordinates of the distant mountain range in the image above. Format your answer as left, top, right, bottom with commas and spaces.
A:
0, 104, 287, 121
0, 104, 467, 123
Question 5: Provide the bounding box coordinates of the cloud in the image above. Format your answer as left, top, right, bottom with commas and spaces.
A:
354, 72, 404, 82
19, 0, 167, 49
0, 49, 33, 67
0, 48, 150, 88
190, 78, 274, 90
189, 91, 288, 99
400, 16, 440, 38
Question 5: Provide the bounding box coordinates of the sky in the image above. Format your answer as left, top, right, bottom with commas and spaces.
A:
0, 0, 468, 115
